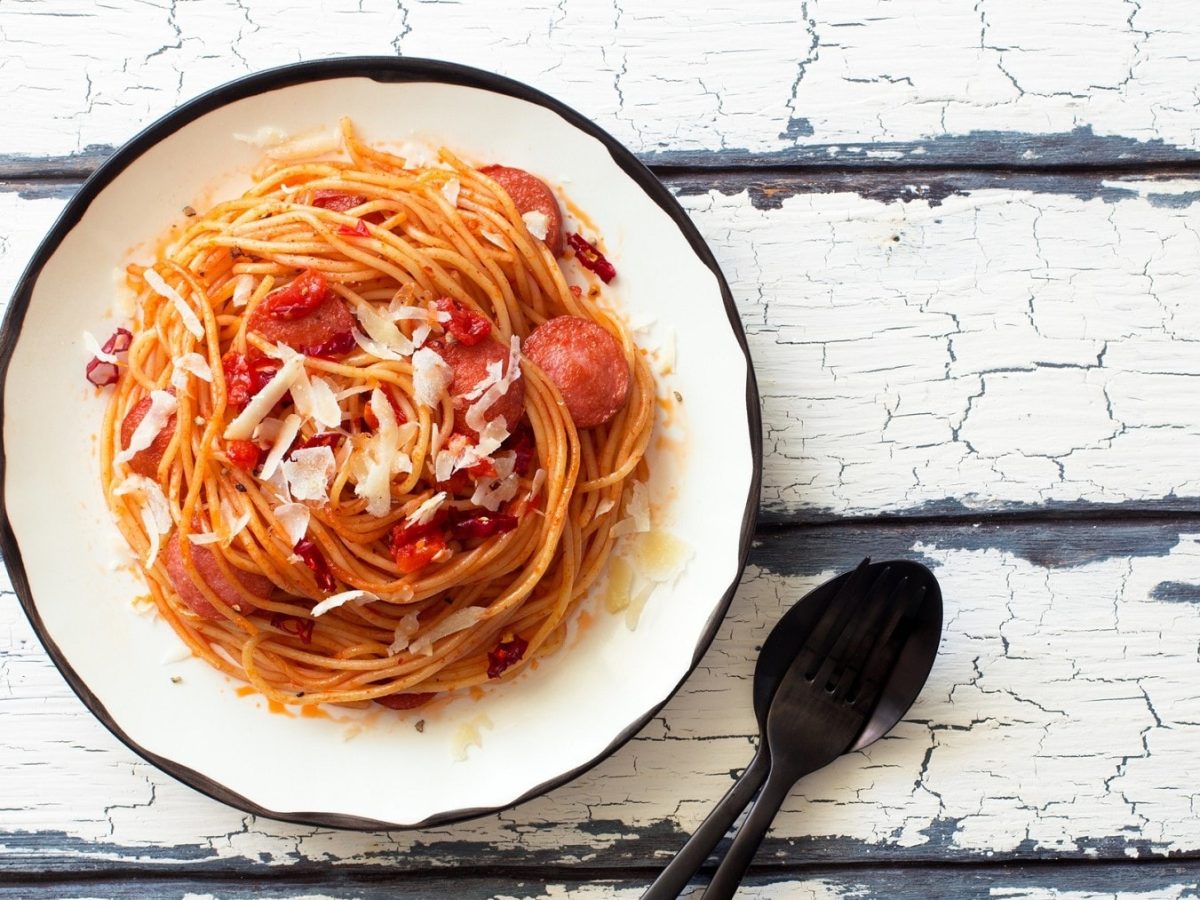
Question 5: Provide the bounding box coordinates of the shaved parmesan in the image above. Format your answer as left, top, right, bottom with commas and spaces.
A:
406, 491, 447, 527
604, 557, 634, 613
481, 229, 506, 248
611, 480, 651, 538
471, 455, 518, 512
352, 328, 407, 361
387, 302, 433, 323
529, 467, 547, 501
83, 330, 117, 364
311, 589, 378, 617
398, 141, 439, 169
441, 178, 461, 207
388, 613, 422, 656
464, 336, 521, 433
274, 502, 311, 546
409, 607, 486, 657
289, 366, 314, 417
115, 390, 177, 465
334, 384, 372, 402
253, 417, 284, 443
144, 269, 204, 340
219, 497, 251, 545
522, 210, 549, 240
171, 352, 212, 390
187, 531, 223, 546
352, 391, 416, 517
413, 323, 433, 348
283, 446, 336, 503
224, 353, 305, 440
594, 497, 615, 517
231, 274, 254, 308
412, 347, 452, 409
232, 125, 289, 147
633, 530, 692, 584
625, 581, 656, 630
307, 377, 343, 429
356, 303, 414, 357
259, 413, 302, 480
112, 475, 172, 566
451, 714, 492, 762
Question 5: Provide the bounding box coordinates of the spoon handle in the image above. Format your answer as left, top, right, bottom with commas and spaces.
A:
701, 761, 799, 900
641, 746, 769, 900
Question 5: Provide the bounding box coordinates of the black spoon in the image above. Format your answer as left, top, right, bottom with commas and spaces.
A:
642, 558, 943, 899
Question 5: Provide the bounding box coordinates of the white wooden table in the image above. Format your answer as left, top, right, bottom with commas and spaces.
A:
4, 2, 1200, 897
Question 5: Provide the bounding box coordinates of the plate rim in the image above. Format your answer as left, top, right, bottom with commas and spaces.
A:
0, 55, 763, 831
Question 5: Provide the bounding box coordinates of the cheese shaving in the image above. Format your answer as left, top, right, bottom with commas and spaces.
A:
398, 140, 439, 168
441, 177, 461, 207
528, 467, 547, 501
406, 491, 447, 527
282, 446, 336, 503
253, 417, 284, 443
187, 531, 223, 546
112, 475, 172, 566
387, 302, 433, 322
412, 347, 452, 409
334, 384, 373, 402
259, 413, 302, 480
273, 502, 311, 546
352, 328, 407, 361
625, 581, 656, 630
311, 589, 379, 618
633, 530, 692, 584
355, 303, 414, 356
522, 210, 549, 240
223, 354, 305, 440
308, 377, 343, 429
412, 323, 433, 349
115, 390, 177, 465
388, 612, 421, 655
611, 480, 651, 537
173, 352, 212, 382
231, 274, 254, 308
409, 607, 486, 657
481, 229, 506, 248
451, 714, 493, 762
219, 497, 251, 545
464, 336, 522, 433
471, 455, 518, 512
144, 269, 204, 340
83, 330, 117, 364
604, 557, 634, 613
594, 497, 615, 516
352, 389, 414, 516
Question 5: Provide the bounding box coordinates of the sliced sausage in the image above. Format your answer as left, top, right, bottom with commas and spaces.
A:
120, 394, 176, 478
375, 692, 436, 710
247, 292, 355, 356
481, 165, 564, 257
163, 531, 273, 620
523, 316, 630, 429
438, 339, 525, 435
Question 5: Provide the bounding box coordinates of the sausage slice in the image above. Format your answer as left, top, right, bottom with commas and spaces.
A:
163, 531, 273, 620
481, 166, 564, 256
523, 316, 630, 429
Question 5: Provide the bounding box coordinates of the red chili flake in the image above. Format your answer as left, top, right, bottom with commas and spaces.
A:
435, 297, 491, 346
568, 284, 582, 298
85, 358, 120, 387
567, 232, 617, 284
102, 327, 133, 354
270, 613, 314, 644
300, 329, 356, 359
222, 351, 280, 409
263, 269, 330, 321
505, 426, 536, 476
293, 432, 342, 453
450, 512, 518, 542
311, 190, 367, 213
226, 439, 262, 471
336, 219, 370, 237
487, 636, 528, 679
392, 533, 448, 575
375, 692, 436, 710
467, 457, 497, 480
294, 538, 336, 593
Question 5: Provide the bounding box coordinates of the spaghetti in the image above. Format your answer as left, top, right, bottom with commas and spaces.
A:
93, 119, 656, 712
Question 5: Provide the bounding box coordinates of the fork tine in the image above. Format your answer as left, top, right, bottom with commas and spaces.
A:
798, 559, 876, 673
846, 583, 928, 708
810, 567, 898, 688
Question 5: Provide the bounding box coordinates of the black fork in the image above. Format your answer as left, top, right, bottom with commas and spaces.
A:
701, 566, 928, 899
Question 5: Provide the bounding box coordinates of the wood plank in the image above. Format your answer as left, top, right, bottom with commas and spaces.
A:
4, 518, 1200, 870
3, 861, 1200, 899
5, 173, 1200, 522
3, 0, 1200, 169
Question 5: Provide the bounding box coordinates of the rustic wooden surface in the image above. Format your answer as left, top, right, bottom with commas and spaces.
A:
4, 2, 1200, 898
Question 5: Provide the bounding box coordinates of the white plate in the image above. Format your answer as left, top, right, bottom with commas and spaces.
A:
0, 58, 760, 829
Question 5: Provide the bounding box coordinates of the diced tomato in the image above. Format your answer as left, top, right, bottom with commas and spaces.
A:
337, 219, 370, 237
222, 351, 280, 409
450, 512, 518, 541
226, 439, 262, 471
467, 458, 496, 480
262, 269, 330, 321
294, 538, 336, 593
300, 330, 356, 359
392, 533, 448, 575
567, 232, 617, 284
311, 190, 367, 213
487, 635, 528, 679
270, 613, 314, 644
435, 297, 491, 346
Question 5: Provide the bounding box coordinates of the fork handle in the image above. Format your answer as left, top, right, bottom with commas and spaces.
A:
702, 761, 799, 900
641, 746, 769, 899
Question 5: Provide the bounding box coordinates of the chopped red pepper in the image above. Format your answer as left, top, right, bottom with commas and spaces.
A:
226, 439, 262, 471
293, 432, 342, 453
336, 219, 370, 237
435, 297, 492, 346
311, 190, 367, 213
375, 691, 436, 710
263, 269, 330, 321
567, 232, 617, 284
221, 351, 280, 409
85, 327, 134, 387
362, 386, 408, 430
505, 426, 536, 476
270, 613, 314, 644
450, 512, 518, 541
392, 533, 448, 575
487, 636, 528, 679
294, 538, 336, 593
102, 328, 133, 354
467, 458, 497, 480
300, 329, 356, 359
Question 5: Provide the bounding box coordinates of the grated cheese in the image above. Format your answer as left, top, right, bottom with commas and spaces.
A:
352, 328, 407, 361
307, 377, 343, 429
231, 274, 255, 308
406, 491, 447, 527
633, 530, 692, 585
388, 612, 421, 656
83, 330, 117, 364
470, 455, 519, 512
412, 347, 452, 409
355, 303, 414, 357
273, 502, 310, 546
611, 480, 651, 538
451, 714, 493, 762
311, 589, 379, 618
528, 467, 547, 501
144, 269, 204, 340
522, 210, 549, 240
441, 177, 461, 207
352, 389, 415, 516
223, 354, 306, 440
464, 336, 521, 433
112, 475, 172, 567
258, 413, 302, 480
282, 446, 336, 503
115, 390, 177, 466
481, 229, 506, 248
171, 353, 213, 389
410, 607, 486, 657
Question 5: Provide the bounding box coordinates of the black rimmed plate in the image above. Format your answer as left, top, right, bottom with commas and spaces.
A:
0, 57, 761, 829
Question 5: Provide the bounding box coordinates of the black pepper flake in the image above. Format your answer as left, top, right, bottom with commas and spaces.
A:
230, 247, 243, 258
673, 390, 683, 403
235, 483, 247, 493
415, 719, 425, 733
170, 676, 182, 684
183, 205, 197, 217
296, 691, 305, 698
